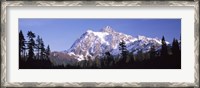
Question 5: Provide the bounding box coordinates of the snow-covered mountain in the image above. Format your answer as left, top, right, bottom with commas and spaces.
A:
65, 26, 168, 61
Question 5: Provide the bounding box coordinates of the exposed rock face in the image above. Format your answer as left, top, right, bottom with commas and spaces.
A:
67, 26, 165, 61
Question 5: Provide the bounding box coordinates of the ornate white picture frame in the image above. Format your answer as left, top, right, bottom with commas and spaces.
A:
1, 1, 199, 88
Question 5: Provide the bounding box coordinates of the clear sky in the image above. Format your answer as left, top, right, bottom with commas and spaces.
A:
19, 19, 181, 51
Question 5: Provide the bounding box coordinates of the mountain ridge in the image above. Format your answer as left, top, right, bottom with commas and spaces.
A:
49, 26, 170, 66
67, 26, 167, 61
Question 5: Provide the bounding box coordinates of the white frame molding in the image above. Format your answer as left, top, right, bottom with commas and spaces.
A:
1, 1, 199, 88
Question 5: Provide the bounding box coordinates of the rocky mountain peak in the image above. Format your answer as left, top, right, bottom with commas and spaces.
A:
67, 26, 165, 61
101, 26, 115, 33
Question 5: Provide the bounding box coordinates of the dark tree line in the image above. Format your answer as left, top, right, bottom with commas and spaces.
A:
19, 30, 52, 69
54, 36, 181, 69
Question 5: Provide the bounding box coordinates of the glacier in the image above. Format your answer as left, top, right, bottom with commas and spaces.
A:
62, 26, 168, 61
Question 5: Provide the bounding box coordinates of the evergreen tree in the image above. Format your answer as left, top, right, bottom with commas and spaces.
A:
27, 31, 36, 61
94, 57, 101, 68
87, 57, 93, 68
128, 51, 134, 63
150, 45, 156, 59
125, 53, 130, 63
36, 35, 41, 59
119, 40, 128, 62
136, 49, 144, 61
19, 30, 26, 59
45, 45, 51, 59
82, 58, 87, 68
40, 38, 45, 59
171, 38, 181, 68
105, 51, 114, 66
172, 38, 181, 56
161, 36, 168, 58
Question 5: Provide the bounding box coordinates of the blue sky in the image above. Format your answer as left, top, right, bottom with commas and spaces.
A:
19, 19, 181, 51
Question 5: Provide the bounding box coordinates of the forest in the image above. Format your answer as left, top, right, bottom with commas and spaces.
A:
19, 30, 181, 69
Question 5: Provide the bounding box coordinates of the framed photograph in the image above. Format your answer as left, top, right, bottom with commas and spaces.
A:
1, 0, 199, 87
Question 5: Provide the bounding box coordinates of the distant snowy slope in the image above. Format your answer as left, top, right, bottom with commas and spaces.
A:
66, 26, 166, 61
